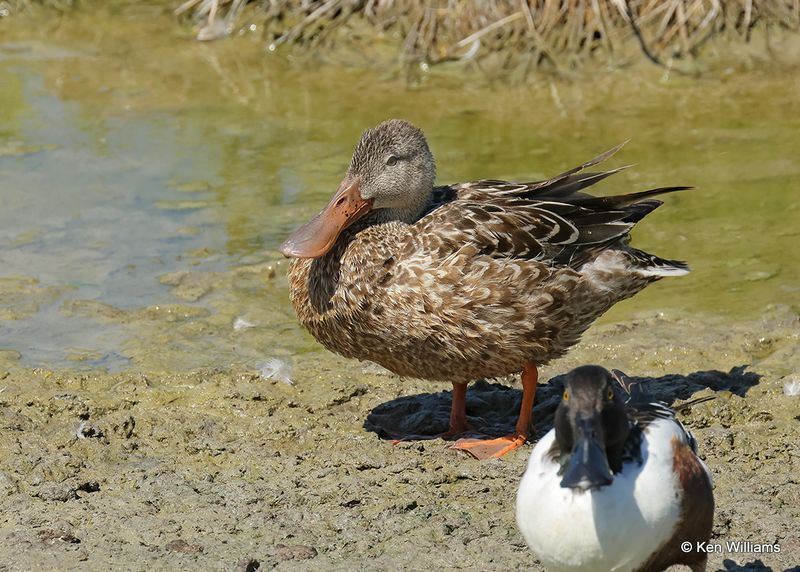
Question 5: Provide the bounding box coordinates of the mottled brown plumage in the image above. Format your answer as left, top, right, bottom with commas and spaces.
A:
281, 119, 691, 457
285, 120, 688, 381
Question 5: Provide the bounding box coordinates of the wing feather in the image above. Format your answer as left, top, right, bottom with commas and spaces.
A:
411, 145, 690, 270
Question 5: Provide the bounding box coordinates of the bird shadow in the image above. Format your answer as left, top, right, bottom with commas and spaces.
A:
718, 559, 797, 572
363, 365, 761, 442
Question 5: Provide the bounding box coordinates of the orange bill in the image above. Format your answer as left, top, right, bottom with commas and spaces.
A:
279, 177, 372, 259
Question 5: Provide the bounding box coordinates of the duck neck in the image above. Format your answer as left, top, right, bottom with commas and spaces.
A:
372, 206, 421, 225
372, 190, 431, 225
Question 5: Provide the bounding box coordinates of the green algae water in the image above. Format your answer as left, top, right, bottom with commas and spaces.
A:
1, 6, 798, 372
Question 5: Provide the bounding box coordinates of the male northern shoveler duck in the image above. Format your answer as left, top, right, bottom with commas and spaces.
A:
280, 119, 691, 459
516, 365, 714, 572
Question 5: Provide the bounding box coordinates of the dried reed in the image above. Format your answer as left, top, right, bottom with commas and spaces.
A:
6, 1, 798, 71
174, 0, 799, 71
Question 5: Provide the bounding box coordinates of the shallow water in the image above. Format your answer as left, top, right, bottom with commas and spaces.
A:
1, 5, 798, 373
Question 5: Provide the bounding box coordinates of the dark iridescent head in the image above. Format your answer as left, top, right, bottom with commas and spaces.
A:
554, 365, 630, 491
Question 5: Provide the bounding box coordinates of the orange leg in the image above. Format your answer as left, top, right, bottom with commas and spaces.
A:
391, 382, 470, 443
448, 381, 468, 434
451, 363, 538, 460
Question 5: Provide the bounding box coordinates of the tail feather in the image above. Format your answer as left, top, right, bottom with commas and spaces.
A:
485, 143, 694, 276
572, 186, 694, 209
496, 140, 692, 212
621, 199, 663, 224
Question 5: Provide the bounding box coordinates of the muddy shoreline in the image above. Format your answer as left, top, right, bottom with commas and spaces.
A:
1, 306, 797, 571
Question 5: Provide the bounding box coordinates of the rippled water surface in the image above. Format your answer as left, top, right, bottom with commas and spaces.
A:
1, 6, 798, 372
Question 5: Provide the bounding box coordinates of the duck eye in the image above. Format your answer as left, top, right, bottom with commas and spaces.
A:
607, 388, 614, 400
562, 390, 569, 401
386, 155, 398, 166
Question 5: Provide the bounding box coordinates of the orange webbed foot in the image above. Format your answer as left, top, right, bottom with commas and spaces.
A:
451, 432, 528, 460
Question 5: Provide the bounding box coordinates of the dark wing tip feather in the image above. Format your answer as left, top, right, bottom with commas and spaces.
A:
557, 141, 629, 178
612, 370, 715, 435
571, 185, 694, 210
621, 199, 663, 223
673, 395, 716, 413
642, 185, 695, 199
522, 142, 630, 197
533, 166, 632, 199
438, 145, 694, 268
611, 369, 645, 403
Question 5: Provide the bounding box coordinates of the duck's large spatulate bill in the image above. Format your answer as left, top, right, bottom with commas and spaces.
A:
280, 177, 372, 259
560, 414, 614, 491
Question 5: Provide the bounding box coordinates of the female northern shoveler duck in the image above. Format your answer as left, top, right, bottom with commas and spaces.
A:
280, 119, 691, 459
516, 365, 714, 572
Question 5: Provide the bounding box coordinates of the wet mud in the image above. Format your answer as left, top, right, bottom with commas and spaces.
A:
1, 306, 798, 571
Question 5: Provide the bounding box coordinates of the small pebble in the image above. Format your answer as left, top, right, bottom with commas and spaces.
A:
237, 557, 260, 572
38, 528, 80, 545
75, 422, 103, 440
165, 539, 203, 554
274, 544, 317, 561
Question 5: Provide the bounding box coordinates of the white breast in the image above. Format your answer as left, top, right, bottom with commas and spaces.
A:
516, 419, 684, 572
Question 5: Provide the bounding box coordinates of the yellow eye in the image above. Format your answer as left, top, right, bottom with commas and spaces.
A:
563, 390, 570, 401
607, 388, 614, 400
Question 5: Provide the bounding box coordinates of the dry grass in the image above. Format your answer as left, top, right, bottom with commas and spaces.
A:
175, 0, 800, 71
5, 1, 799, 72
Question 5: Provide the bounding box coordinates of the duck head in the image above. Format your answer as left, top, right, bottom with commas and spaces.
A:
280, 119, 436, 259
555, 365, 631, 492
